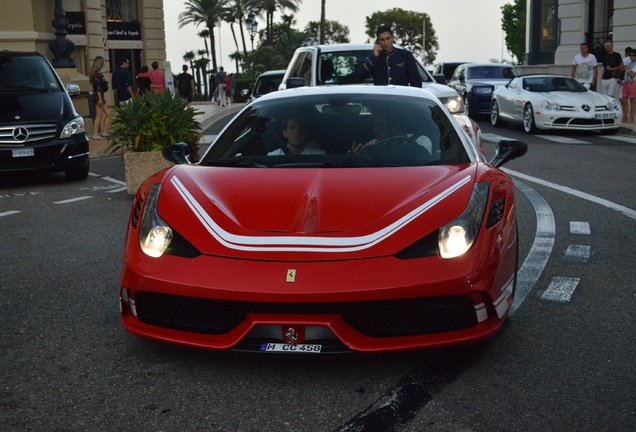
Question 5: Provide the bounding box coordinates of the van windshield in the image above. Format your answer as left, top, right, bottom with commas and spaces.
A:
0, 56, 62, 92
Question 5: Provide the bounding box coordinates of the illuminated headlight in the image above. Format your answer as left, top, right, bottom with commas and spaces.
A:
139, 184, 173, 258
60, 116, 85, 138
439, 182, 489, 259
540, 100, 561, 111
474, 87, 493, 95
440, 95, 465, 114
607, 100, 621, 111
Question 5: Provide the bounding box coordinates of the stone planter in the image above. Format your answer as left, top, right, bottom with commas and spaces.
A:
123, 151, 174, 195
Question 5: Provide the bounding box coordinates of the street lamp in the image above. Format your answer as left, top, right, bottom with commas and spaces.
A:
245, 12, 258, 80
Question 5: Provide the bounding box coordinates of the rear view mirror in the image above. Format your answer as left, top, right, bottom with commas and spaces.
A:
286, 77, 305, 89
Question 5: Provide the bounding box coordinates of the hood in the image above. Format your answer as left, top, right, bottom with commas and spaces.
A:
156, 165, 476, 260
422, 82, 459, 98
0, 91, 65, 124
538, 91, 613, 108
468, 79, 510, 89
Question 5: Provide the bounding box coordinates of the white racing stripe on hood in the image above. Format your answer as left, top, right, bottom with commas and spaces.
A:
170, 175, 471, 252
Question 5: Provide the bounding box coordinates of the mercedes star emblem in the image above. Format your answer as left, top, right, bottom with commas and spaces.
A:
581, 104, 591, 112
12, 127, 29, 142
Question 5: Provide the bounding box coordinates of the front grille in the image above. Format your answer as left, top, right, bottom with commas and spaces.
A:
0, 123, 57, 145
134, 292, 477, 337
552, 117, 616, 127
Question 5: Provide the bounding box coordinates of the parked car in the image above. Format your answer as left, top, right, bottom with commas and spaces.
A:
279, 43, 465, 114
433, 62, 468, 84
240, 69, 286, 103
448, 63, 519, 117
119, 84, 527, 354
490, 74, 622, 134
0, 51, 89, 180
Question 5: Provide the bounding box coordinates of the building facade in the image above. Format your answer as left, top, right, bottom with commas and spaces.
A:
0, 0, 167, 121
523, 0, 636, 75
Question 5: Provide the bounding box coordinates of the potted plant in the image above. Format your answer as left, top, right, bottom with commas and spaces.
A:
106, 91, 202, 194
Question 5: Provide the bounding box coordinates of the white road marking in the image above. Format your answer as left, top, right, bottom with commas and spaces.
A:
101, 176, 126, 186
481, 133, 511, 143
541, 277, 580, 302
570, 221, 591, 235
563, 245, 591, 264
503, 168, 636, 221
535, 135, 591, 144
53, 196, 93, 204
603, 135, 636, 144
0, 210, 20, 217
510, 179, 555, 316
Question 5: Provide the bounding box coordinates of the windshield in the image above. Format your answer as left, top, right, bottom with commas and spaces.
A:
523, 76, 588, 93
467, 66, 518, 80
201, 94, 471, 168
316, 49, 433, 86
0, 55, 62, 92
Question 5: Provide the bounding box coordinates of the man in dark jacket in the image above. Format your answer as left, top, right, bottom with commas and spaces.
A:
111, 57, 134, 105
357, 25, 422, 88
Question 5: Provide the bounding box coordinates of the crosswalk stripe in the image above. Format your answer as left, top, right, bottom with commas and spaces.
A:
603, 135, 636, 144
541, 277, 580, 302
535, 135, 591, 144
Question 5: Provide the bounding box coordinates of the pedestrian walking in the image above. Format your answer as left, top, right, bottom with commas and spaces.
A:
601, 39, 624, 100
215, 67, 227, 106
176, 64, 196, 109
111, 57, 134, 105
88, 56, 111, 139
137, 61, 166, 93
136, 65, 151, 95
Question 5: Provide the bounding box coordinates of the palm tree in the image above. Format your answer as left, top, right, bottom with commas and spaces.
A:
178, 0, 228, 72
225, 0, 261, 56
183, 50, 196, 71
198, 29, 211, 58
262, 0, 300, 45
197, 50, 210, 99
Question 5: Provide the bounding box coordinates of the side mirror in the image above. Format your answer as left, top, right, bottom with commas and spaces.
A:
433, 74, 446, 84
65, 83, 81, 96
286, 77, 306, 89
489, 139, 527, 168
240, 88, 250, 98
162, 142, 191, 165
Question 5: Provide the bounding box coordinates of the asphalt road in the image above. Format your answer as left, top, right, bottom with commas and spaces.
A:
1, 118, 635, 431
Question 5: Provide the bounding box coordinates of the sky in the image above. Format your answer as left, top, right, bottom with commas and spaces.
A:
163, 0, 512, 74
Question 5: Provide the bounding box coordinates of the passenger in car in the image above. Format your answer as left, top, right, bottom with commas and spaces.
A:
267, 114, 325, 155
350, 111, 432, 154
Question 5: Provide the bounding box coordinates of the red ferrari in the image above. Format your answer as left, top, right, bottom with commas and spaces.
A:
119, 85, 527, 354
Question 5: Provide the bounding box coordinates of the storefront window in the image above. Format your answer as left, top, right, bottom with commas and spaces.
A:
106, 0, 138, 22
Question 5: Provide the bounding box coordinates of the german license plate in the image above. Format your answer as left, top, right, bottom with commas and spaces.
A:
594, 113, 617, 120
12, 148, 34, 157
260, 343, 322, 353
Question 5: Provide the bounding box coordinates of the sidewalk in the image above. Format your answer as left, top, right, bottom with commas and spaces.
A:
88, 102, 246, 159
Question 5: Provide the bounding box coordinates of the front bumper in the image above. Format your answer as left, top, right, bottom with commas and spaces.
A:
0, 134, 89, 173
119, 243, 516, 354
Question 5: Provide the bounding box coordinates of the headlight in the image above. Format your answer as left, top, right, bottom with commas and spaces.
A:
60, 116, 85, 138
439, 182, 489, 259
139, 184, 173, 258
440, 95, 465, 114
540, 100, 561, 111
607, 100, 621, 111
474, 87, 493, 94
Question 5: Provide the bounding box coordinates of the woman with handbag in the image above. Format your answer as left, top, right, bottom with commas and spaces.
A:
88, 56, 112, 139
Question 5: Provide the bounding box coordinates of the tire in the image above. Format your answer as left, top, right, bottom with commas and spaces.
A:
491, 99, 506, 127
523, 103, 537, 134
65, 163, 89, 181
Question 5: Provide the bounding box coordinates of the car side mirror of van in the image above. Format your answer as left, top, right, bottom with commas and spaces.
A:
65, 84, 81, 96
489, 139, 528, 168
433, 74, 446, 85
286, 77, 306, 89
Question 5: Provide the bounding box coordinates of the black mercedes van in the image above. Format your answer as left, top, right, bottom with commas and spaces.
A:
0, 51, 89, 180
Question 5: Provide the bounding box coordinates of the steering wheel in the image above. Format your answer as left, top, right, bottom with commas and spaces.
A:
372, 135, 420, 148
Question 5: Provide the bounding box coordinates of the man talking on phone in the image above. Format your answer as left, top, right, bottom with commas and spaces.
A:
357, 25, 422, 87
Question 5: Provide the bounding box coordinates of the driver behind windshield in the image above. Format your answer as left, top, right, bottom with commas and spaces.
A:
267, 113, 325, 155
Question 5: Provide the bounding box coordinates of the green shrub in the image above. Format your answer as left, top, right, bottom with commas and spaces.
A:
106, 91, 202, 153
